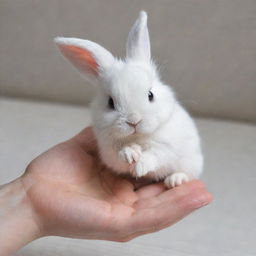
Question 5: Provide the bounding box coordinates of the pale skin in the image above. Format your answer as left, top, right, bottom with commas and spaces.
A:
0, 127, 212, 255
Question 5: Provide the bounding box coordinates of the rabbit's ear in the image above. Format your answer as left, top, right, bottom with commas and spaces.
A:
55, 37, 114, 82
126, 11, 151, 63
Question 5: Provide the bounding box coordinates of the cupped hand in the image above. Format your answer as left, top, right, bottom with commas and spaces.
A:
21, 127, 212, 242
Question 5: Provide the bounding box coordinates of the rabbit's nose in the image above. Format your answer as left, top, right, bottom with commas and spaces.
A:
126, 121, 138, 127
126, 113, 142, 127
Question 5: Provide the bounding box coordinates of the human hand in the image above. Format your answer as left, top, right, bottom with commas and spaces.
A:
0, 127, 212, 255
22, 127, 211, 240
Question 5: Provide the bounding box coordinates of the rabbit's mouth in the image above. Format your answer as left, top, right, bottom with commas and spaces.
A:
132, 127, 137, 135
127, 128, 137, 136
129, 128, 149, 138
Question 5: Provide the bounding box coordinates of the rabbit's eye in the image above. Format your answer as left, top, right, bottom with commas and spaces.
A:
148, 91, 154, 102
108, 97, 115, 110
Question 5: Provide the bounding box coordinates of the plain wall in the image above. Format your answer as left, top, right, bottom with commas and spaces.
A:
1, 0, 256, 123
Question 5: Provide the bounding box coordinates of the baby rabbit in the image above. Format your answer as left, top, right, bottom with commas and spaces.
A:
55, 11, 203, 188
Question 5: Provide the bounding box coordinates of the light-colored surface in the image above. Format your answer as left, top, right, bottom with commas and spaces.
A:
1, 0, 256, 123
0, 98, 255, 256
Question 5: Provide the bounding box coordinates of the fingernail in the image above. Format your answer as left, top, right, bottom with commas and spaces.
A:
193, 191, 213, 209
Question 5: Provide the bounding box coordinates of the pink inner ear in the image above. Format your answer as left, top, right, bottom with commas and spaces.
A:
59, 44, 99, 76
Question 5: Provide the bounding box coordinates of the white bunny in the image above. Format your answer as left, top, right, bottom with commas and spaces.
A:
55, 11, 203, 188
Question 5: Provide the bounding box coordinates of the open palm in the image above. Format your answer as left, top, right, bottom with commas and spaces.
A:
22, 127, 211, 241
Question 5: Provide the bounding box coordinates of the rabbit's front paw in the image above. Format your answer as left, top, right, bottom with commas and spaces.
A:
119, 144, 142, 164
164, 172, 189, 188
134, 155, 153, 177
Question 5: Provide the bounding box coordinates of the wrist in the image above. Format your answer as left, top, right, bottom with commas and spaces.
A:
0, 177, 42, 255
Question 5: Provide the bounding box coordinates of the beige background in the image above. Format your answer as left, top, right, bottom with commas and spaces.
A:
1, 2, 256, 255
1, 0, 256, 123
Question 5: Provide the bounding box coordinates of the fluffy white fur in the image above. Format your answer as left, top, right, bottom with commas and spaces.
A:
55, 11, 203, 188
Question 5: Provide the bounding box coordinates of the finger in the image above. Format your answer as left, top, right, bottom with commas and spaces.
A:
113, 230, 151, 242
134, 180, 206, 209
156, 180, 206, 204
122, 176, 154, 190
135, 182, 166, 199
112, 179, 138, 206
100, 170, 138, 206
72, 127, 98, 154
128, 184, 212, 234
